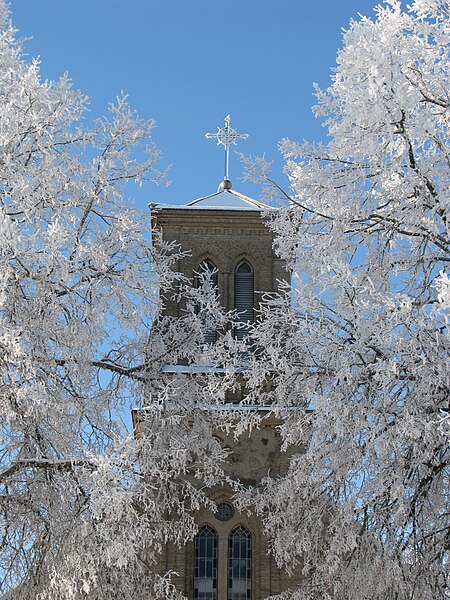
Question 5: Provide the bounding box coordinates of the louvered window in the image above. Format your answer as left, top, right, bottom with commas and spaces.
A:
196, 260, 218, 344
194, 525, 218, 600
234, 261, 254, 340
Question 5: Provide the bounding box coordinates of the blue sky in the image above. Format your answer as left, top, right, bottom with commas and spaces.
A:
10, 0, 379, 209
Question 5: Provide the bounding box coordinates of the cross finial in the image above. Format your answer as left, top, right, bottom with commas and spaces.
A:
205, 115, 249, 185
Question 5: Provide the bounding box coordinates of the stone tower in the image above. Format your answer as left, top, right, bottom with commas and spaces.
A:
153, 185, 287, 319
143, 117, 302, 600
150, 181, 303, 600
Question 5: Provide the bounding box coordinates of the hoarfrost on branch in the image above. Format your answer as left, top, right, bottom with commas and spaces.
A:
241, 1, 449, 598
0, 4, 235, 598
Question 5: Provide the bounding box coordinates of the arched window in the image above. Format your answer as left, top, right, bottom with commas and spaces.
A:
197, 260, 218, 290
234, 261, 254, 340
196, 260, 218, 344
194, 525, 218, 600
228, 526, 252, 600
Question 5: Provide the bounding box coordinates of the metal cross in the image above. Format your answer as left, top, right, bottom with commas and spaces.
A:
205, 115, 249, 182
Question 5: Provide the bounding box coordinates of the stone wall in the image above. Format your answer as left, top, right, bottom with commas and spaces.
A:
153, 207, 288, 318
156, 412, 303, 600
151, 205, 302, 599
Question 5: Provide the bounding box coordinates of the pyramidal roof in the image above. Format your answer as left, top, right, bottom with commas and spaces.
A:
186, 187, 271, 210
154, 185, 271, 212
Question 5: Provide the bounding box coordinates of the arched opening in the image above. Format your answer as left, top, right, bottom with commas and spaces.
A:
197, 260, 218, 290
234, 261, 254, 340
194, 524, 218, 600
228, 525, 252, 599
196, 259, 218, 344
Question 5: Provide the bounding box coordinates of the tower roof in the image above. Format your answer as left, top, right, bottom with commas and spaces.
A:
154, 187, 271, 212
187, 187, 270, 210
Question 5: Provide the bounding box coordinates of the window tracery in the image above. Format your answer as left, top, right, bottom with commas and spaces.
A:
194, 525, 218, 600
228, 525, 252, 600
194, 520, 252, 600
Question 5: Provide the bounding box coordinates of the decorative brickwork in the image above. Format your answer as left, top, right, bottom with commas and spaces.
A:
154, 207, 287, 320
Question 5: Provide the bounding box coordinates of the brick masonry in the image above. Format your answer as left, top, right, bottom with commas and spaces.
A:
152, 205, 303, 599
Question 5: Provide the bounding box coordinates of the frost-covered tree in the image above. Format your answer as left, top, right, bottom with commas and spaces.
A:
241, 1, 449, 598
0, 4, 236, 598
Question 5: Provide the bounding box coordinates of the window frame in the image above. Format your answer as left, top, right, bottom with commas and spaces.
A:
234, 260, 254, 340
194, 524, 218, 600
193, 521, 252, 600
195, 259, 219, 344
228, 525, 252, 600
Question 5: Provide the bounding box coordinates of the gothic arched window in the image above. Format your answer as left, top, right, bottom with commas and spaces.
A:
196, 260, 218, 344
197, 260, 218, 290
234, 261, 254, 340
194, 525, 218, 600
228, 525, 252, 600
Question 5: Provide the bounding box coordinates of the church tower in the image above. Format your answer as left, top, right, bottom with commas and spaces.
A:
154, 179, 286, 322
148, 117, 300, 600
154, 115, 286, 323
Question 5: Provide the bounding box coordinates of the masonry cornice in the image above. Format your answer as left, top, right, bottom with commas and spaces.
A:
155, 208, 272, 230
